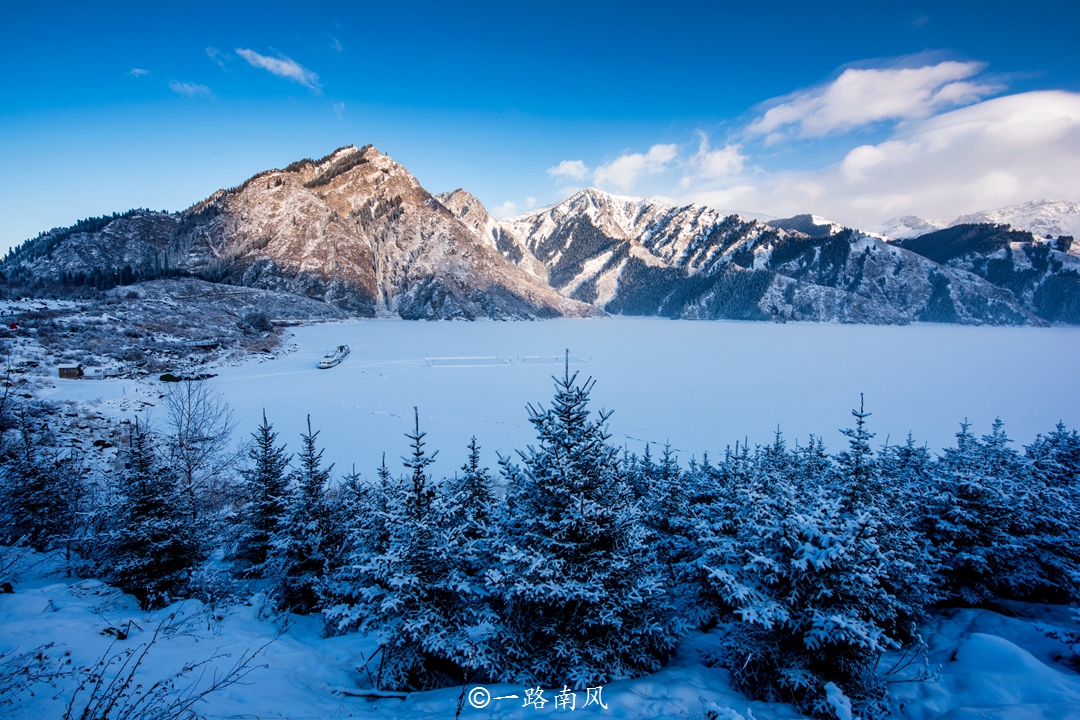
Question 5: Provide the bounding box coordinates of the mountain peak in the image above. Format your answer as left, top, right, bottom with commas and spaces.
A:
950, 199, 1080, 238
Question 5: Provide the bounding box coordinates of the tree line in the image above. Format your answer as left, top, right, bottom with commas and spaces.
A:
1, 369, 1079, 719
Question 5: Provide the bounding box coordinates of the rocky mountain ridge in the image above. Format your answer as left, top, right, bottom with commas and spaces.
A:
461, 191, 1049, 325
3, 147, 1078, 325
3, 146, 598, 321
876, 199, 1080, 243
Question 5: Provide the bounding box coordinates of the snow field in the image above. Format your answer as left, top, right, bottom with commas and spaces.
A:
44, 316, 1080, 475
3, 571, 1080, 718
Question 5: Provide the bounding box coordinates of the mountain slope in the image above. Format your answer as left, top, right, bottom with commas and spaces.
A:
496, 189, 1041, 325
2, 210, 178, 288
3, 146, 598, 321
899, 224, 1080, 324
951, 200, 1080, 241
433, 189, 548, 283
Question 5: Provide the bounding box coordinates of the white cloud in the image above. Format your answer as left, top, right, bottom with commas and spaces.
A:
693, 135, 745, 178
547, 159, 589, 181
490, 197, 537, 218
748, 60, 1001, 141
128, 68, 148, 77
594, 144, 678, 191
236, 48, 321, 92
688, 91, 1080, 227
333, 101, 345, 118
490, 201, 521, 220
206, 46, 227, 69
168, 81, 214, 99
331, 37, 343, 52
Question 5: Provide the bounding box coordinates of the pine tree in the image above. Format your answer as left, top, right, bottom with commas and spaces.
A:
272, 416, 333, 614
923, 420, 1017, 604
724, 462, 900, 719
233, 411, 291, 579
1, 410, 81, 552
326, 412, 489, 691
837, 395, 877, 509
1023, 423, 1080, 601
110, 421, 203, 610
491, 359, 683, 688
836, 402, 930, 640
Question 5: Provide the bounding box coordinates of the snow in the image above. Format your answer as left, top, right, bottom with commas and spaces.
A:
39, 316, 1080, 476
952, 200, 1080, 240
3, 558, 1080, 719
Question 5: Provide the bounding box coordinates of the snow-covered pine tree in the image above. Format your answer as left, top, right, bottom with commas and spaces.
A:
1023, 423, 1080, 601
982, 419, 1080, 602
638, 444, 701, 619
232, 411, 291, 579
430, 437, 499, 681
110, 421, 203, 610
327, 411, 483, 691
835, 402, 931, 640
271, 416, 333, 614
923, 420, 1019, 604
724, 470, 900, 719
836, 395, 877, 509
491, 359, 683, 688
0, 409, 82, 552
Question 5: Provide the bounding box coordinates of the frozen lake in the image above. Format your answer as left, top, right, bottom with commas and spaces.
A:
49, 317, 1080, 477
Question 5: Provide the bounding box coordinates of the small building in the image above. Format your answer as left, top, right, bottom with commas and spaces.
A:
58, 363, 83, 379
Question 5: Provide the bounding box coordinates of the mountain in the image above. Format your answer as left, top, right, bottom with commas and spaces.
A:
4, 151, 1076, 326
874, 215, 948, 240
950, 200, 1080, 241
2, 146, 598, 320
483, 189, 1041, 325
433, 189, 548, 283
897, 224, 1080, 324
765, 214, 845, 238
873, 200, 1080, 242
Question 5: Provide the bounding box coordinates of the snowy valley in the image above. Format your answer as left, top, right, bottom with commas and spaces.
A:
1, 145, 1079, 720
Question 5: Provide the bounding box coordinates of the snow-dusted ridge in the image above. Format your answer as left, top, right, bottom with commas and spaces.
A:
3, 150, 1079, 325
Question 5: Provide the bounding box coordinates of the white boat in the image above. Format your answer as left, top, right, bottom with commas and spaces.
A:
318, 345, 350, 369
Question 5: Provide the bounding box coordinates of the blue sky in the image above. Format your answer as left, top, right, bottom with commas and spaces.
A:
2, 0, 1079, 251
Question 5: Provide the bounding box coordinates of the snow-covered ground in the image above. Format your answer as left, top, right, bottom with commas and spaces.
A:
3, 558, 1079, 719
40, 317, 1080, 474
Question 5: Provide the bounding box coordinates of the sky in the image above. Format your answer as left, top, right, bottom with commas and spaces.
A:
2, 0, 1079, 252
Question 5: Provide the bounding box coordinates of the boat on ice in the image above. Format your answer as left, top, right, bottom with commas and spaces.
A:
318, 345, 350, 369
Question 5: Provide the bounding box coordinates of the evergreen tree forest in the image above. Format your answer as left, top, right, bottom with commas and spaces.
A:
2, 369, 1079, 719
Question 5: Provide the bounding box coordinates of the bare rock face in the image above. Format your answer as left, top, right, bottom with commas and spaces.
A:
166, 146, 597, 319
434, 189, 549, 284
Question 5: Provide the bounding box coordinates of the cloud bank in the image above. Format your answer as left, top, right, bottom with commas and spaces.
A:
748, 61, 1001, 143
543, 59, 1079, 228
693, 90, 1080, 227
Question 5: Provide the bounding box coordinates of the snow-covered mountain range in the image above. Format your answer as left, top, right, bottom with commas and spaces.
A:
3, 146, 1078, 325
2, 146, 596, 320
876, 200, 1080, 241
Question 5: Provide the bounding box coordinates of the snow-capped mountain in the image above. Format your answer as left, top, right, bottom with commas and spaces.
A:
495, 188, 782, 305
873, 215, 948, 240
765, 214, 845, 238
950, 200, 1080, 241
897, 224, 1080, 324
482, 188, 1044, 324
433, 189, 548, 283
4, 152, 1078, 325
3, 146, 598, 320
873, 200, 1080, 242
